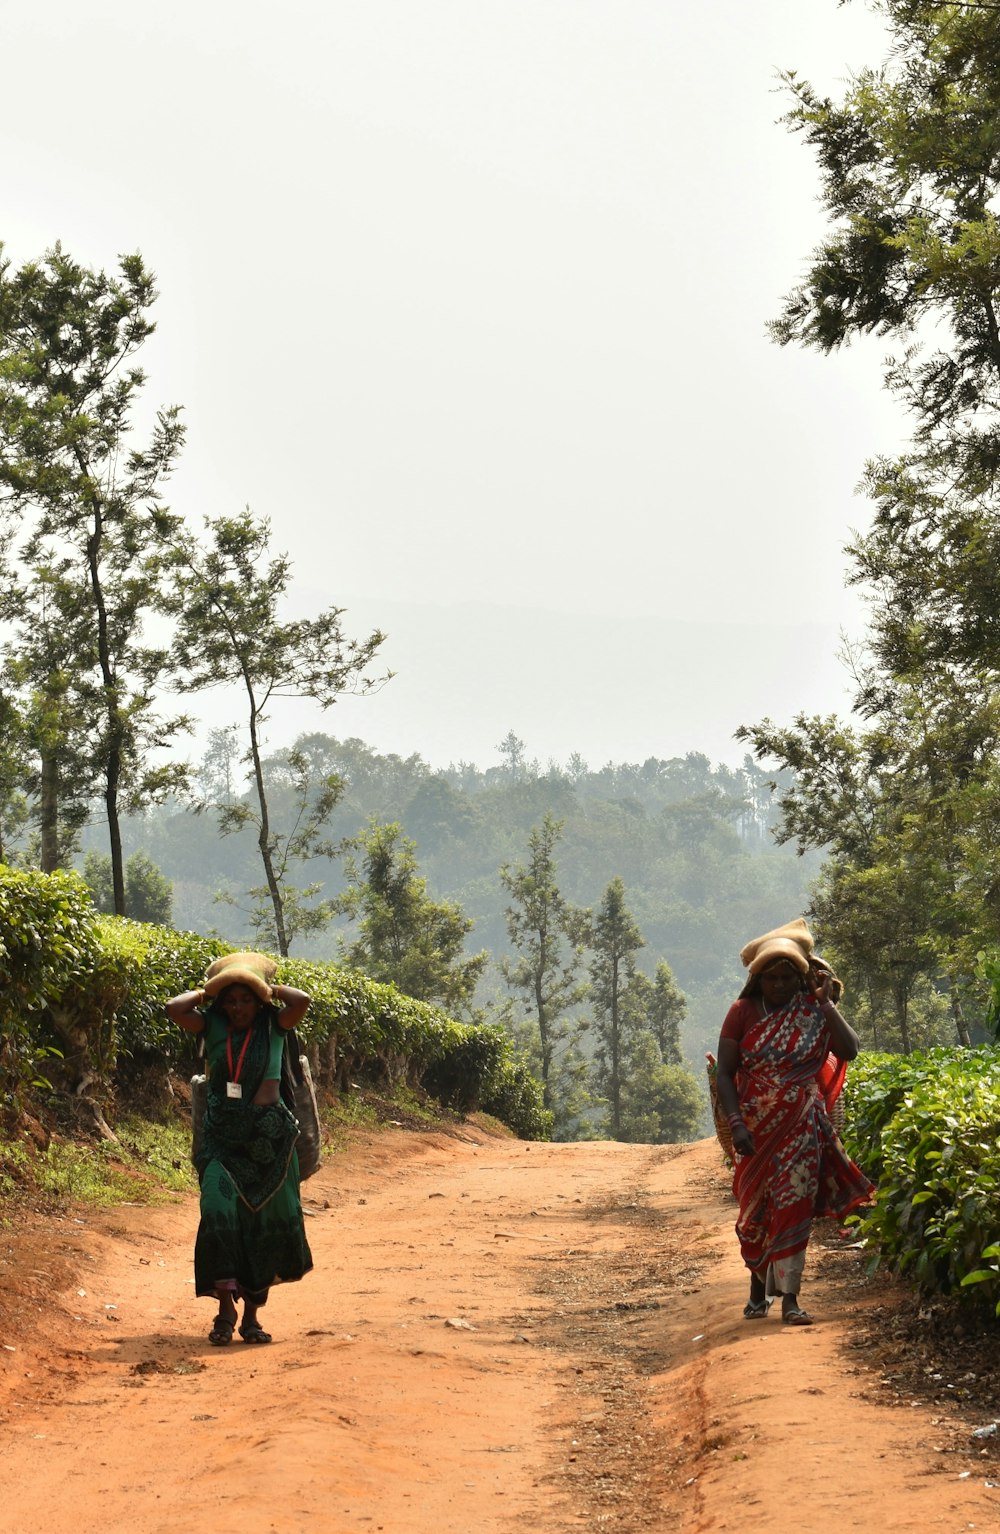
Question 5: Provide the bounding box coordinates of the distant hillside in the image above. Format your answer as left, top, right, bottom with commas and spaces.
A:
85, 734, 823, 1070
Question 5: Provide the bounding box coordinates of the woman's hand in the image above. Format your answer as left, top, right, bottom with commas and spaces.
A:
716, 1036, 755, 1156
731, 1121, 755, 1158
164, 989, 206, 1032
810, 970, 861, 1061
270, 984, 311, 1030
812, 967, 834, 1007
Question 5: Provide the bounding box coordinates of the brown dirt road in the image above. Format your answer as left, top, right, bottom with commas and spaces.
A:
1, 1125, 999, 1534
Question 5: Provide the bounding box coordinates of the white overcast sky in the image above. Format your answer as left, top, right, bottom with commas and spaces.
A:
2, 0, 903, 772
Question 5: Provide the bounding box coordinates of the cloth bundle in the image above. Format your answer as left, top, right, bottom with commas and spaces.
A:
737, 918, 843, 1002
203, 950, 277, 1002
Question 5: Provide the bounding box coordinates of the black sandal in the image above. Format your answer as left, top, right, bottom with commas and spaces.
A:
743, 1298, 769, 1320
239, 1319, 272, 1344
782, 1304, 813, 1326
209, 1314, 235, 1346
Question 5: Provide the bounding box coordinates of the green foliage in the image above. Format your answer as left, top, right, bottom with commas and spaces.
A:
419, 1021, 551, 1140
83, 850, 173, 925
0, 861, 545, 1139
842, 1047, 1000, 1312
0, 687, 29, 861
163, 508, 387, 956
746, 10, 1000, 1052
337, 819, 488, 1016
618, 1030, 702, 1144
772, 10, 1000, 484
95, 917, 227, 1068
499, 813, 590, 1123
589, 876, 644, 1139
478, 1052, 552, 1142
737, 703, 996, 1049
0, 242, 191, 911
647, 961, 687, 1065
30, 1118, 194, 1206
0, 866, 102, 1098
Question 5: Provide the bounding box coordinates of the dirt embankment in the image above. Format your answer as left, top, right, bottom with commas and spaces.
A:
2, 1128, 999, 1533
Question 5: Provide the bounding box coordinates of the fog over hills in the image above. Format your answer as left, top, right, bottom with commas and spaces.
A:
181, 594, 860, 777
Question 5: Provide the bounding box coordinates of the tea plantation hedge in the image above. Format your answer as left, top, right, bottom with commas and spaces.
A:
841, 1046, 1000, 1314
0, 867, 550, 1140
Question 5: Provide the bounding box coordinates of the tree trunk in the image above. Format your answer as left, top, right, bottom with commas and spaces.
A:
610, 954, 621, 1138
950, 987, 972, 1048
39, 746, 59, 873
106, 745, 126, 916
247, 703, 288, 955
894, 981, 912, 1054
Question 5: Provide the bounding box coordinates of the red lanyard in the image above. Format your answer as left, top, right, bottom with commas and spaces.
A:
226, 1025, 254, 1084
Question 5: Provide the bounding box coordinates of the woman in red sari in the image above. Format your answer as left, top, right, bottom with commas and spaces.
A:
715, 923, 873, 1326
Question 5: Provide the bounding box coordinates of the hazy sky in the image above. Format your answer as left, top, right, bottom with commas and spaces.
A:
3, 0, 902, 772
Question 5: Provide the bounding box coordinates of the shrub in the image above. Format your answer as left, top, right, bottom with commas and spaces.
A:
0, 867, 548, 1141
0, 868, 104, 1101
843, 1046, 1000, 1311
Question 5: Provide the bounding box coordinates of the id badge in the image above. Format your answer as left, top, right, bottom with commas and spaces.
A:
226, 1081, 243, 1099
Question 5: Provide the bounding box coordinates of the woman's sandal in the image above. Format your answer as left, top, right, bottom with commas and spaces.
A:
208, 1314, 235, 1346
782, 1305, 813, 1326
742, 1298, 769, 1320
239, 1319, 273, 1345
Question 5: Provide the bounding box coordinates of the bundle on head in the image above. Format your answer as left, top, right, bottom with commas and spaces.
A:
203, 951, 278, 1003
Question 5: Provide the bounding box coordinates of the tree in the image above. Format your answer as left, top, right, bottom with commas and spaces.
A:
771, 8, 1000, 489
588, 877, 645, 1139
647, 960, 687, 1066
209, 739, 346, 954
768, 6, 1000, 715
82, 848, 173, 925
618, 1031, 703, 1145
195, 726, 243, 805
761, 9, 1000, 1042
735, 707, 988, 1047
3, 568, 99, 871
0, 243, 189, 912
166, 508, 387, 956
0, 685, 30, 863
499, 814, 590, 1120
809, 860, 952, 1052
494, 729, 538, 783
338, 820, 488, 1015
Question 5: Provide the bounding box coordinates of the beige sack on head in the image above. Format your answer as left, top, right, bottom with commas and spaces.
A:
203, 951, 277, 1003
739, 918, 814, 979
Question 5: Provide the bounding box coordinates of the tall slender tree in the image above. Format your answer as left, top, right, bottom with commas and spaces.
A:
589, 876, 644, 1140
4, 566, 99, 871
0, 685, 29, 863
166, 507, 387, 956
0, 243, 188, 909
499, 813, 590, 1118
647, 960, 687, 1066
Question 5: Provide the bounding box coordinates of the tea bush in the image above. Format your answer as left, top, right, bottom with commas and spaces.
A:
0, 867, 547, 1140
841, 1046, 1000, 1312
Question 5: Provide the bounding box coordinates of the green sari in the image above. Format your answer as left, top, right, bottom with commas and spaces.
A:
194, 1007, 313, 1301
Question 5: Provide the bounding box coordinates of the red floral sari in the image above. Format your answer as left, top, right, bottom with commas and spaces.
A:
731, 995, 873, 1281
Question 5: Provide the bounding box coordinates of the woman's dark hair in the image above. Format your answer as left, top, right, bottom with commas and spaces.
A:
740, 957, 808, 1000
207, 983, 276, 1019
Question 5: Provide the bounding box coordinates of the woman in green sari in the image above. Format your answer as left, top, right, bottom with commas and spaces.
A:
166, 953, 314, 1346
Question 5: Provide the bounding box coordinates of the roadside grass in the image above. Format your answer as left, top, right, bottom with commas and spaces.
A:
321, 1081, 449, 1148
0, 1079, 508, 1215
0, 1114, 195, 1211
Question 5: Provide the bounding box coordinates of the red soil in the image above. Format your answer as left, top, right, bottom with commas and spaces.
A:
1, 1128, 998, 1532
